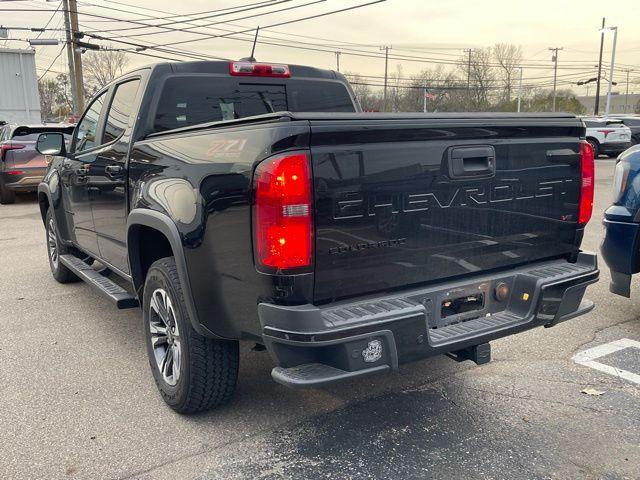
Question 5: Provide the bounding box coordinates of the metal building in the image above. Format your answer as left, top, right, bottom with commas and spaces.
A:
0, 48, 42, 124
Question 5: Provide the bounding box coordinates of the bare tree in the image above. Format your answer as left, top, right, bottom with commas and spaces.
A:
38, 74, 73, 121
83, 49, 130, 95
344, 72, 383, 111
390, 64, 405, 112
459, 48, 496, 111
403, 66, 463, 112
492, 43, 522, 102
38, 78, 59, 121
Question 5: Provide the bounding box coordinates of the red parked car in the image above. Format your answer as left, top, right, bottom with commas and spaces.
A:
0, 122, 75, 204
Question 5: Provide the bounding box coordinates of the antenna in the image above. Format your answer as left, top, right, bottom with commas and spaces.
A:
249, 26, 260, 62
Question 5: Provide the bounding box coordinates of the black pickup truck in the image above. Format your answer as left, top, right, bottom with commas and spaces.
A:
36, 60, 599, 413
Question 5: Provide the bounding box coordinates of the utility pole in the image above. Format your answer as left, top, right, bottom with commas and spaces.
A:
594, 17, 605, 115
335, 51, 341, 72
62, 0, 79, 116
381, 46, 391, 111
623, 68, 633, 113
603, 26, 618, 119
549, 47, 563, 112
464, 48, 473, 106
516, 67, 523, 112
68, 0, 85, 113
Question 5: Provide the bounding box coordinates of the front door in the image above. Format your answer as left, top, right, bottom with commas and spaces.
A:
60, 91, 108, 256
90, 78, 142, 274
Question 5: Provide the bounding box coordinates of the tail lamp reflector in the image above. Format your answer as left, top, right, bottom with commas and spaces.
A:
578, 140, 595, 225
253, 152, 312, 270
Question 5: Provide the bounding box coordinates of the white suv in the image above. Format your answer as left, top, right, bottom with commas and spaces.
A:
581, 116, 632, 158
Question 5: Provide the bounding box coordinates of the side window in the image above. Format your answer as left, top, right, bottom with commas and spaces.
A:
102, 79, 141, 144
74, 91, 107, 153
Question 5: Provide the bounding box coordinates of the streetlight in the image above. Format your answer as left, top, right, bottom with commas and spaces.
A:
600, 26, 618, 119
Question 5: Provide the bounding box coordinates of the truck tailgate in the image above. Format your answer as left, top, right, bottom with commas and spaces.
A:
311, 115, 584, 303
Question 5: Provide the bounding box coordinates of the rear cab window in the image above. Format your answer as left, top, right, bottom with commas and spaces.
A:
102, 79, 141, 144
152, 77, 356, 133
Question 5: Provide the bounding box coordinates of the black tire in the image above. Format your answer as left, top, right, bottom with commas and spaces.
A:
0, 180, 16, 205
143, 257, 239, 414
45, 208, 80, 283
587, 139, 599, 158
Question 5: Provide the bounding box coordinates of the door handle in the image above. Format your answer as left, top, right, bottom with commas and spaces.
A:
76, 166, 90, 175
105, 165, 123, 177
447, 146, 496, 179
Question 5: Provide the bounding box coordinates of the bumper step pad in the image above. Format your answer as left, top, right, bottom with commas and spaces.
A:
59, 255, 138, 309
272, 362, 389, 388
429, 311, 521, 345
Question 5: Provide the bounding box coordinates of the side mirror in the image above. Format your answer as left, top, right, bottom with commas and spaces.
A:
36, 132, 65, 156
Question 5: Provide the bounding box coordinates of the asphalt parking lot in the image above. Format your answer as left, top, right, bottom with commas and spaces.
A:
2, 159, 640, 480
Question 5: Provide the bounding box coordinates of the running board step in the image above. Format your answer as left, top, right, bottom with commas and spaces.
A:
272, 362, 389, 388
59, 254, 139, 309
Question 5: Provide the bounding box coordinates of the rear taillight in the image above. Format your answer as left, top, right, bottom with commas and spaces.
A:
253, 152, 312, 271
578, 140, 595, 225
6, 170, 24, 175
229, 61, 290, 78
1, 143, 25, 161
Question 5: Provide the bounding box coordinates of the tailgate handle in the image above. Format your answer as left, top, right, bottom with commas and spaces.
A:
448, 146, 496, 179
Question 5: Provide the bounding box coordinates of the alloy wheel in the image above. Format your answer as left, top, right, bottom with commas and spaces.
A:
149, 288, 181, 386
48, 218, 59, 269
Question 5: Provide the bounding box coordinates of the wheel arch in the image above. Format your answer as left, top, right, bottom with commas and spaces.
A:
37, 182, 55, 224
127, 209, 219, 338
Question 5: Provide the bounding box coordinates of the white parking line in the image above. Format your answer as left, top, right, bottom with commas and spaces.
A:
572, 338, 640, 386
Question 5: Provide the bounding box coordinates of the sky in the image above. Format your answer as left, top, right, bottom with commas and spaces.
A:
2, 0, 640, 96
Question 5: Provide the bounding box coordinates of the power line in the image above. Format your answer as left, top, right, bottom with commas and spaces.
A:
76, 0, 280, 24
37, 43, 66, 80
5, 5, 638, 72
79, 1, 388, 64
93, 0, 638, 71
115, 0, 387, 50
81, 0, 300, 36
35, 0, 62, 39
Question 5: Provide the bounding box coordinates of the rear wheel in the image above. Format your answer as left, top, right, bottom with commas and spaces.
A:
0, 180, 16, 205
143, 257, 239, 413
45, 208, 80, 283
587, 139, 600, 158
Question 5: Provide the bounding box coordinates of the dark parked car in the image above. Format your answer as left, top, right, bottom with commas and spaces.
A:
37, 60, 598, 413
612, 115, 640, 145
601, 144, 640, 296
0, 123, 74, 204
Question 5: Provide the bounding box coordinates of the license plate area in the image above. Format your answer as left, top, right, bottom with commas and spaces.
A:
431, 281, 495, 329
442, 293, 485, 319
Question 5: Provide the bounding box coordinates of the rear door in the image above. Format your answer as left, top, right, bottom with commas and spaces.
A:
311, 116, 584, 303
90, 77, 142, 274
